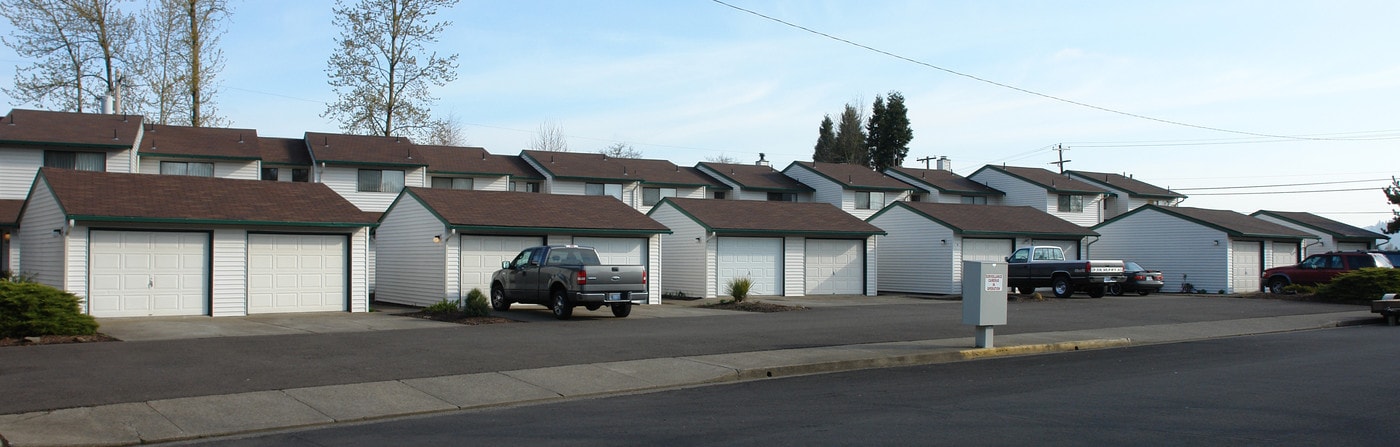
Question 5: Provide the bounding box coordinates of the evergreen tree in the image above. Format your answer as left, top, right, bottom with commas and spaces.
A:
832, 104, 866, 165
1385, 176, 1399, 235
812, 115, 838, 163
865, 91, 913, 171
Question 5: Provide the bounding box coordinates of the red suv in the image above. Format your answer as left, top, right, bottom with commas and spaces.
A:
1262, 252, 1394, 294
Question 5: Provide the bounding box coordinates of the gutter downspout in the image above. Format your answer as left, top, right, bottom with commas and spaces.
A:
1084, 236, 1100, 259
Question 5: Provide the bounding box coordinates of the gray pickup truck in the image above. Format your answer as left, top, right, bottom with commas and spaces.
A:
490, 245, 648, 320
1005, 246, 1126, 298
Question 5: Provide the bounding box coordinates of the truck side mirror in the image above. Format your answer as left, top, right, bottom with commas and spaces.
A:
501, 260, 511, 269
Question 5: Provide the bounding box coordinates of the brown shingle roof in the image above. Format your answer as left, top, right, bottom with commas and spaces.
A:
1067, 170, 1185, 199
1102, 205, 1313, 239
0, 199, 22, 225
416, 145, 543, 179
652, 197, 884, 237
886, 166, 1003, 196
519, 151, 724, 187
879, 202, 1096, 237
0, 109, 142, 149
36, 168, 376, 226
305, 132, 424, 166
404, 187, 669, 235
1250, 210, 1389, 240
258, 137, 312, 165
788, 162, 916, 191
976, 165, 1107, 194
138, 124, 261, 160
697, 162, 812, 193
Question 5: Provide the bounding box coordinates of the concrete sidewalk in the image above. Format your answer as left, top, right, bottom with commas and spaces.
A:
0, 309, 1374, 447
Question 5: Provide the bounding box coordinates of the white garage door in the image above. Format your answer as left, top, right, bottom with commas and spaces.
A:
805, 239, 864, 295
962, 238, 1013, 262
1037, 240, 1080, 259
1336, 241, 1369, 252
1271, 241, 1299, 268
248, 234, 347, 314
573, 237, 646, 265
1232, 241, 1262, 293
89, 230, 209, 317
717, 237, 782, 296
461, 235, 543, 294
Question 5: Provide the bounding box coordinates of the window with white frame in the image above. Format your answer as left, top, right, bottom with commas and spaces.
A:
160, 161, 214, 177
357, 169, 406, 193
585, 182, 623, 200
960, 195, 988, 205
767, 192, 796, 201
642, 187, 676, 206
431, 177, 473, 190
43, 151, 106, 171
511, 181, 541, 193
1057, 194, 1085, 213
855, 191, 885, 209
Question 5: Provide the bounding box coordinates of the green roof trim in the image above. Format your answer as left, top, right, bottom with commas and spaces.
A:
972, 165, 1104, 195
0, 139, 130, 150
1093, 205, 1309, 240
447, 225, 670, 236
137, 152, 260, 161
788, 162, 913, 192
67, 215, 376, 228
315, 159, 427, 168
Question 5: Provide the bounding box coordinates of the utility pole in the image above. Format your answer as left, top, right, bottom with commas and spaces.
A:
916, 156, 936, 169
1049, 144, 1071, 173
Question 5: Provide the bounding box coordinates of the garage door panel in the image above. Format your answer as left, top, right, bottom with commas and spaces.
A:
89, 231, 210, 317
805, 239, 864, 295
963, 239, 1013, 263
248, 234, 347, 314
461, 235, 542, 294
718, 237, 782, 296
573, 237, 646, 266
1232, 241, 1261, 293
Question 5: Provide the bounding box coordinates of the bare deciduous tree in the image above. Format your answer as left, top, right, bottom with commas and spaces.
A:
1, 0, 136, 113
423, 111, 466, 146
705, 154, 740, 164
323, 0, 459, 140
598, 142, 642, 159
529, 121, 569, 152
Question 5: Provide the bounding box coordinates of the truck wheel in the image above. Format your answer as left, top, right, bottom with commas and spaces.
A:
1106, 284, 1123, 296
490, 286, 511, 311
1267, 277, 1290, 294
551, 289, 573, 320
611, 303, 632, 318
1087, 286, 1106, 298
1051, 276, 1073, 298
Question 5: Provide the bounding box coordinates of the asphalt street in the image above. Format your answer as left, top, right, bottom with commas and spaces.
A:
0, 295, 1361, 415
173, 325, 1400, 446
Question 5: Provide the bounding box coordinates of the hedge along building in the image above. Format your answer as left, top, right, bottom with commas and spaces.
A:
18, 168, 378, 317
374, 187, 671, 307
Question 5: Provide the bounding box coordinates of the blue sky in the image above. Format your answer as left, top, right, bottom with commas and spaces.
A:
2, 0, 1398, 228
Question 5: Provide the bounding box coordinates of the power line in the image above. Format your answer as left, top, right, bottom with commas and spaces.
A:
711, 0, 1379, 142
1186, 187, 1379, 196
1173, 178, 1391, 191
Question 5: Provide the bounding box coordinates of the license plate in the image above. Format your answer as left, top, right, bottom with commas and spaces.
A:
608, 293, 621, 300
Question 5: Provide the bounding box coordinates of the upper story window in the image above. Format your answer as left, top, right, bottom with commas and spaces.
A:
510, 181, 541, 193
1057, 194, 1085, 213
643, 187, 676, 206
261, 167, 278, 181
431, 177, 473, 190
357, 169, 405, 193
44, 151, 105, 171
855, 191, 885, 210
585, 182, 623, 200
767, 192, 796, 202
713, 191, 727, 200
907, 194, 922, 202
160, 161, 213, 177
960, 195, 988, 205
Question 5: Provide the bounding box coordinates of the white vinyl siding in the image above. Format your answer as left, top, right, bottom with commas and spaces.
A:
717, 237, 782, 296
0, 148, 42, 200
548, 180, 586, 196
319, 166, 425, 213
1334, 241, 1369, 252
870, 206, 957, 294
783, 165, 844, 211
88, 230, 210, 317
804, 239, 864, 295
1092, 208, 1229, 294
16, 181, 67, 287
211, 229, 247, 316
648, 203, 710, 297
782, 236, 803, 297
373, 195, 450, 307
969, 169, 1046, 211
247, 234, 347, 313
476, 175, 511, 191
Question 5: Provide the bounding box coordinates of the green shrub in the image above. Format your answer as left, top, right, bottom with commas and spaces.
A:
1316, 268, 1400, 302
423, 299, 460, 314
662, 290, 688, 300
726, 277, 753, 302
0, 281, 98, 338
463, 288, 490, 317
1283, 283, 1318, 294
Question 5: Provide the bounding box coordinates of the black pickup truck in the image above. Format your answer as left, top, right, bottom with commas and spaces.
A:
490, 245, 648, 320
1005, 246, 1126, 298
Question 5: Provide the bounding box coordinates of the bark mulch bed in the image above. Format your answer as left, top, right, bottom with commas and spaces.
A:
700, 300, 806, 313
0, 333, 120, 347
400, 311, 517, 325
